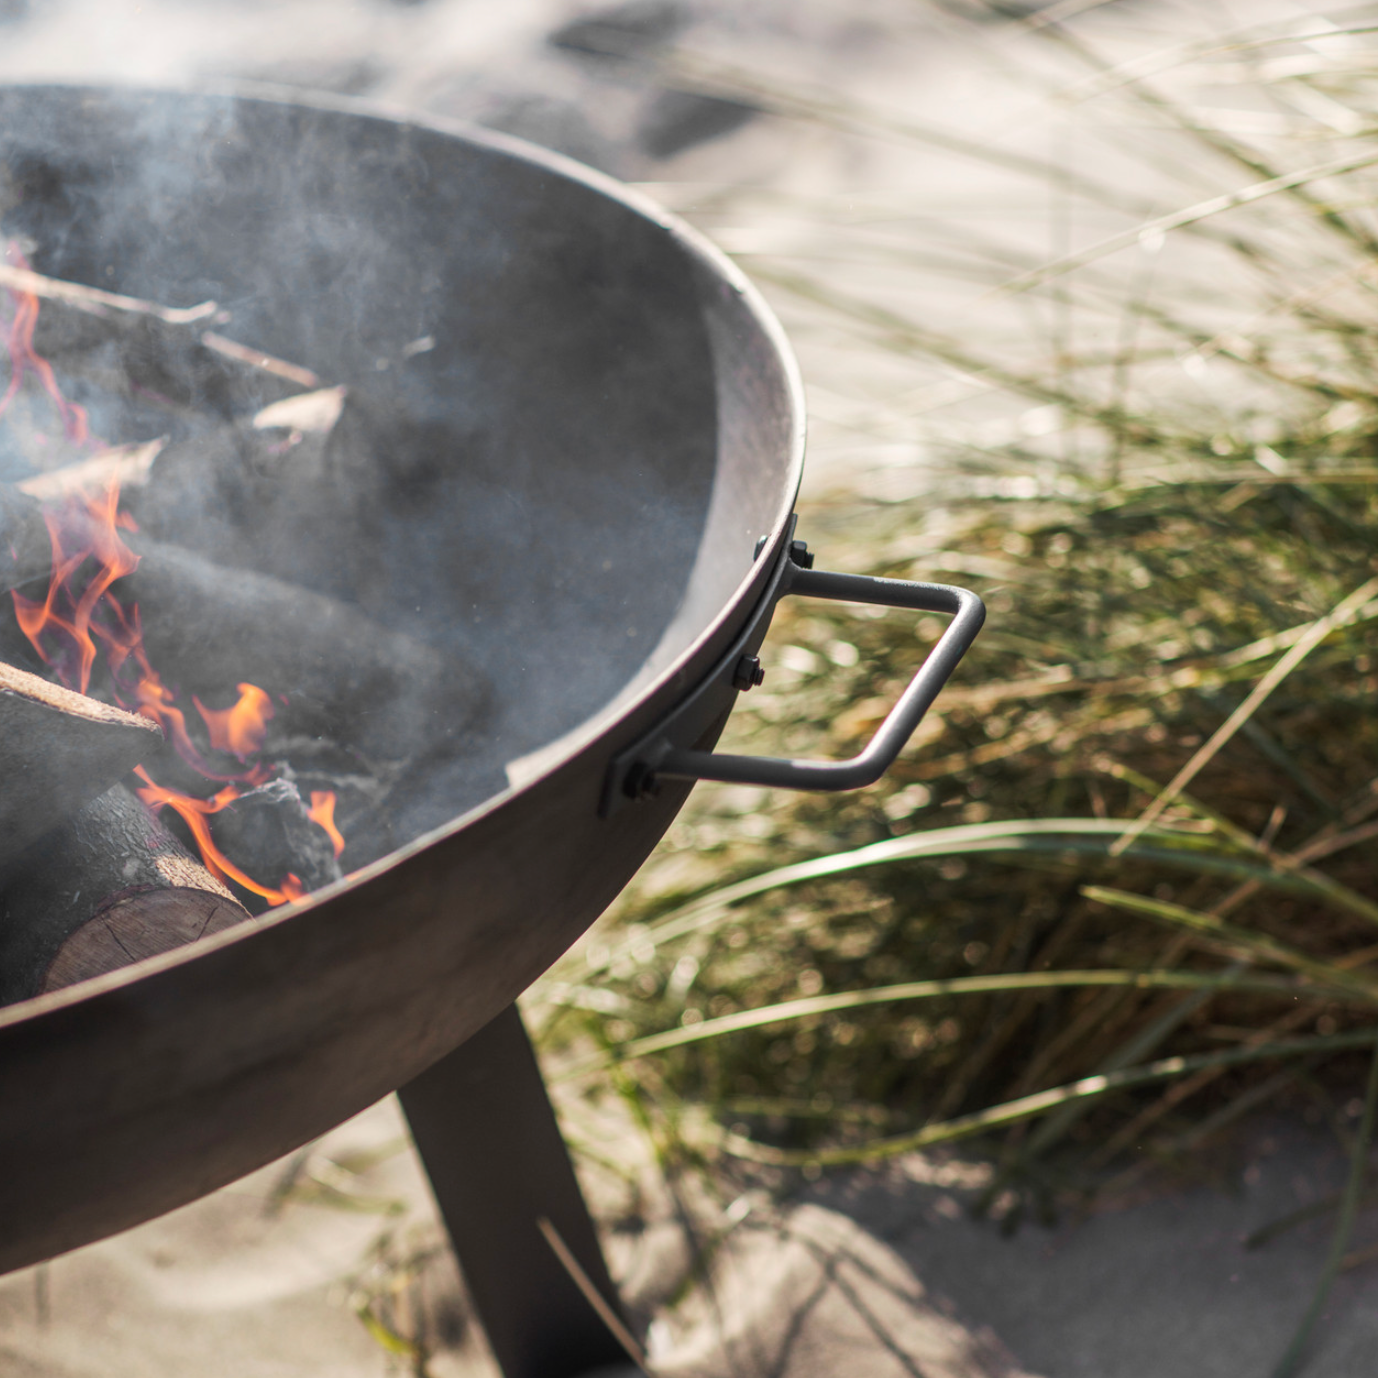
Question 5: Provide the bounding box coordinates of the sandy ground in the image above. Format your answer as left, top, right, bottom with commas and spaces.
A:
6, 1091, 1378, 1378
3, 1, 1378, 1375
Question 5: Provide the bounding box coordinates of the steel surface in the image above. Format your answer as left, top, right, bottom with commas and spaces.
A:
0, 85, 804, 1274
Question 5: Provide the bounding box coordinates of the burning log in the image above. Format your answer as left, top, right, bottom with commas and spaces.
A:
210, 769, 343, 907
127, 539, 486, 763
14, 382, 415, 612
0, 659, 164, 873
0, 783, 251, 1005
0, 481, 488, 763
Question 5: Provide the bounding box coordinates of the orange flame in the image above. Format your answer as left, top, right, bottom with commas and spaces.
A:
12, 481, 137, 693
1, 243, 90, 444
133, 767, 306, 907
11, 479, 264, 784
195, 682, 275, 760
4, 269, 343, 903
307, 790, 345, 858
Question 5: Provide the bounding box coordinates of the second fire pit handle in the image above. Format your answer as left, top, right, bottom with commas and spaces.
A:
604, 539, 985, 810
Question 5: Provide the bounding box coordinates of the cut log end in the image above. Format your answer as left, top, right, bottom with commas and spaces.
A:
41, 887, 249, 994
0, 784, 251, 1006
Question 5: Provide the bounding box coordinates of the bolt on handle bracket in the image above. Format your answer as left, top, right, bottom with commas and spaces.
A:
600, 531, 985, 815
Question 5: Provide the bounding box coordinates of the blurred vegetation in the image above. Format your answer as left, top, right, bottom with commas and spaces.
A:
526, 4, 1378, 1371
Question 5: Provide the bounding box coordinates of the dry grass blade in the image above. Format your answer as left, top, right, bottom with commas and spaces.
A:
994, 148, 1378, 297
564, 968, 1325, 1078
1111, 576, 1378, 855
639, 47, 1171, 221
714, 1033, 1378, 1168
1083, 886, 1378, 1000
1053, 21, 1378, 105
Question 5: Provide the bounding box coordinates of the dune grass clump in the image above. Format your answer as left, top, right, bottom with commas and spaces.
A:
546, 475, 1378, 1172
528, 5, 1378, 1372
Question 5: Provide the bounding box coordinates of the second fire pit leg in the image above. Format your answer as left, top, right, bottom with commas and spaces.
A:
399, 1003, 643, 1378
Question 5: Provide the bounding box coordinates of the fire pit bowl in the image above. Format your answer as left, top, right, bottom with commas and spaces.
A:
0, 85, 981, 1277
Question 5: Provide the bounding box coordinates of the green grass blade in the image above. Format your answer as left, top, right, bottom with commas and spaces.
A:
607, 818, 1378, 967
1111, 576, 1378, 854
560, 968, 1335, 1080
1018, 963, 1246, 1164
353, 1303, 424, 1362
714, 1032, 1378, 1168
1083, 886, 1378, 1000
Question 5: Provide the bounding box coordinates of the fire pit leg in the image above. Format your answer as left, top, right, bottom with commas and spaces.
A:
399, 1003, 644, 1378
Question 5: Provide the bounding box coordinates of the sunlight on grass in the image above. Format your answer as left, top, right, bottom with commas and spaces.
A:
529, 3, 1378, 1372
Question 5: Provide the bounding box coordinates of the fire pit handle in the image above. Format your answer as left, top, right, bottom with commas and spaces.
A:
603, 540, 985, 810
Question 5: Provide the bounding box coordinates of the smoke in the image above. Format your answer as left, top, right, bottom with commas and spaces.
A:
0, 84, 801, 852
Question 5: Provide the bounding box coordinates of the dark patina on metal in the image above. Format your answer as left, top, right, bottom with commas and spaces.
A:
0, 84, 981, 1375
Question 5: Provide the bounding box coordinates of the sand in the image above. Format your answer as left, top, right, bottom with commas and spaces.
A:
2, 1, 1375, 1374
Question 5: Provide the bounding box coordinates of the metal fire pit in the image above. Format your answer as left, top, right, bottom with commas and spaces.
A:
0, 85, 982, 1375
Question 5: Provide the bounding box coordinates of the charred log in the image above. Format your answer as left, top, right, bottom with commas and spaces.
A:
128, 539, 487, 763
0, 481, 488, 763
126, 388, 345, 569
36, 316, 310, 424
0, 783, 251, 1005
0, 481, 58, 593
211, 769, 343, 909
259, 738, 406, 872
0, 660, 165, 873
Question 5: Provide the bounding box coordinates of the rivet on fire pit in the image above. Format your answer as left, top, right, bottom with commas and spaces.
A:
622, 761, 662, 801
732, 654, 766, 691
789, 539, 815, 569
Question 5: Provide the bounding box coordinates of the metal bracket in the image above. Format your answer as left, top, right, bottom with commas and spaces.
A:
601, 532, 985, 814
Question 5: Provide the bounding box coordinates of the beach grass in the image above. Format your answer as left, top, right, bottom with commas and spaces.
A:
525, 3, 1378, 1368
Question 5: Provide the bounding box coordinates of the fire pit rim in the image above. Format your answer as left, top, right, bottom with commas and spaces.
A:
0, 80, 807, 1026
